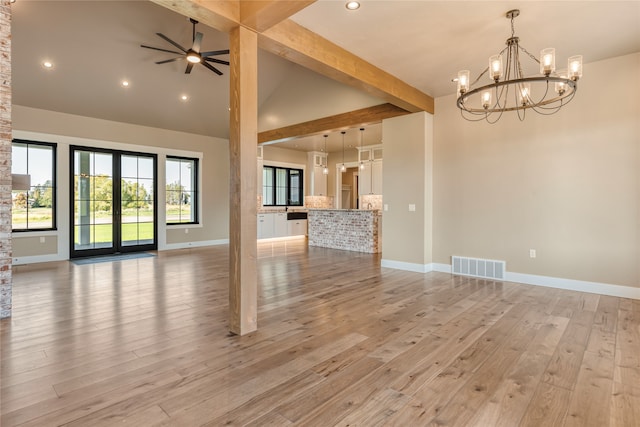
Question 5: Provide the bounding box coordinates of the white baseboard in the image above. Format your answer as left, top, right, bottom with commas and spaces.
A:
381, 260, 640, 300
505, 271, 640, 300
161, 239, 229, 251
13, 254, 67, 266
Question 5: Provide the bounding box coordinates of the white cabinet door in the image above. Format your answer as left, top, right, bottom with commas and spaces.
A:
257, 214, 274, 239
287, 219, 307, 236
274, 212, 287, 237
358, 163, 372, 196
312, 166, 328, 196
372, 160, 383, 195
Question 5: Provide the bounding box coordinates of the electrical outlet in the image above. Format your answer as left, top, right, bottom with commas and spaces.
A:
409, 204, 416, 212
529, 249, 536, 258
184, 228, 189, 234
40, 236, 46, 243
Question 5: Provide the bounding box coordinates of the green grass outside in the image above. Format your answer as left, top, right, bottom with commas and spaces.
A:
75, 222, 154, 244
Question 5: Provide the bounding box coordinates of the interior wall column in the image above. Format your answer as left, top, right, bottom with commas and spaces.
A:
0, 0, 12, 319
228, 25, 258, 335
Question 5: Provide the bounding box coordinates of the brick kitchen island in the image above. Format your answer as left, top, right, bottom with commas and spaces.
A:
308, 209, 381, 253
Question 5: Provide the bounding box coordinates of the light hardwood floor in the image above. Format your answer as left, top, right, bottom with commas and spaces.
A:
1, 239, 639, 426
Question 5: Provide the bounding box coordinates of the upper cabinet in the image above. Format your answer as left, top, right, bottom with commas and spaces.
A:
308, 151, 328, 196
358, 144, 383, 162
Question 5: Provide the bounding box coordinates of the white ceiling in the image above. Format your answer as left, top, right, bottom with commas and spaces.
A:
11, 1, 640, 153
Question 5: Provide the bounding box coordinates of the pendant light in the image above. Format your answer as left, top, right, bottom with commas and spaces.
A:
340, 131, 347, 172
359, 128, 365, 170
322, 135, 329, 175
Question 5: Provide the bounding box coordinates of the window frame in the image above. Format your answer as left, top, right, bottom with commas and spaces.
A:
11, 139, 57, 232
262, 165, 304, 207
165, 155, 199, 225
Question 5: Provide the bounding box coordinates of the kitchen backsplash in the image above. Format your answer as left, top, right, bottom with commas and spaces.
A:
360, 194, 383, 211
305, 196, 334, 209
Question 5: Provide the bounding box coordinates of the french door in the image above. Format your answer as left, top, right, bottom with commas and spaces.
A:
70, 146, 157, 258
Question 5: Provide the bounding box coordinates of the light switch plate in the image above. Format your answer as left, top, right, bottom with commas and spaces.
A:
384, 204, 388, 211
409, 204, 416, 212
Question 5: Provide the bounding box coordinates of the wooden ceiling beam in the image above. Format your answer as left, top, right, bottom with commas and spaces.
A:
239, 1, 317, 33
153, 1, 434, 115
259, 19, 434, 114
258, 103, 409, 144
150, 0, 239, 33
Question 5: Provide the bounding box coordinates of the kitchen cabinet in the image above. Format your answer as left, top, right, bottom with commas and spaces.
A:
308, 152, 328, 196
274, 212, 287, 237
358, 144, 382, 162
358, 144, 382, 196
287, 219, 307, 236
257, 213, 274, 239
358, 160, 383, 196
258, 212, 301, 239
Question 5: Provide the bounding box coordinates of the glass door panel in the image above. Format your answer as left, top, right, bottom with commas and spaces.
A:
120, 155, 155, 247
71, 147, 156, 258
73, 150, 114, 252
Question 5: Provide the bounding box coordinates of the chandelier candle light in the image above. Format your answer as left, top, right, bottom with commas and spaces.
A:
456, 9, 582, 122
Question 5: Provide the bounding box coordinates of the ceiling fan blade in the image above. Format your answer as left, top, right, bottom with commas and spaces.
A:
156, 57, 182, 65
200, 49, 230, 57
192, 32, 203, 53
202, 61, 223, 76
204, 57, 230, 66
156, 33, 187, 53
185, 62, 195, 74
140, 44, 183, 56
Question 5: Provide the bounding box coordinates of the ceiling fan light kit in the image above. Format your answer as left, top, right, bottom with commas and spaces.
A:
140, 18, 229, 76
456, 9, 582, 123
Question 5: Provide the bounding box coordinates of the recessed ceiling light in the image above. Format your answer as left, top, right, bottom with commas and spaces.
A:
346, 1, 360, 10
181, 95, 189, 101
121, 80, 130, 87
42, 61, 53, 69
10, 0, 16, 4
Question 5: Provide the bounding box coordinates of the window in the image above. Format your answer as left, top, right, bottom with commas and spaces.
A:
12, 140, 56, 231
166, 156, 198, 224
262, 166, 303, 206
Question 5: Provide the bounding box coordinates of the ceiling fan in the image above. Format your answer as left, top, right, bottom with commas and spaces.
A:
140, 18, 230, 75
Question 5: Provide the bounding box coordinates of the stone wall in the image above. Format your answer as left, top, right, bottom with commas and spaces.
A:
308, 209, 381, 253
0, 0, 12, 318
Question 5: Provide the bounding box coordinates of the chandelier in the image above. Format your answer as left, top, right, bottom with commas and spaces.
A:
456, 9, 582, 123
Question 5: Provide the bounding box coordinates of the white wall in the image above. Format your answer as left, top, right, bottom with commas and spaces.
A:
12, 106, 230, 263
381, 112, 434, 270
433, 53, 640, 289
258, 65, 384, 132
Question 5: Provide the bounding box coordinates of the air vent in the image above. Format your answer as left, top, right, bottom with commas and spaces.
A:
452, 256, 506, 280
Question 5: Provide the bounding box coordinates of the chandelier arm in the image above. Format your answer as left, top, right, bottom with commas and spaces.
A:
470, 67, 490, 87
460, 108, 492, 122
456, 77, 576, 113
518, 44, 540, 64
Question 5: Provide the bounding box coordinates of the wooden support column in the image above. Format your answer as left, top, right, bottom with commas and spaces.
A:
228, 25, 258, 335
0, 0, 12, 319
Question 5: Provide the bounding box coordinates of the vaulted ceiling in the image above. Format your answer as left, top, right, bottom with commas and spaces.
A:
11, 1, 640, 152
